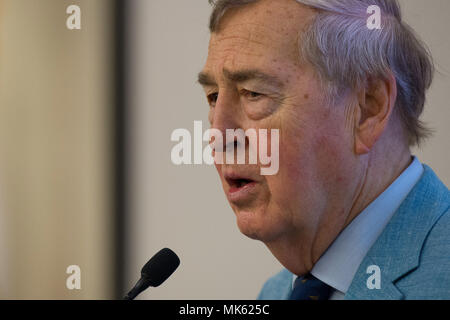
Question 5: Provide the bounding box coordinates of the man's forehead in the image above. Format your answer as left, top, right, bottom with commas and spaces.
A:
205, 0, 316, 70
208, 22, 284, 52
204, 29, 300, 80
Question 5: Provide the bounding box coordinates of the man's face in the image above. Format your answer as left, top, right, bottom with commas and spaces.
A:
200, 0, 360, 264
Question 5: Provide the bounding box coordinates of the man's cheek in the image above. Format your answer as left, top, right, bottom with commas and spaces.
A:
278, 143, 307, 181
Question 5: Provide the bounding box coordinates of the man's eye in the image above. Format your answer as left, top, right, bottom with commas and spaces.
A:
207, 92, 218, 107
242, 89, 263, 101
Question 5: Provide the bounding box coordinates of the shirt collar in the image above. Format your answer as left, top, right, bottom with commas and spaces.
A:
305, 156, 424, 294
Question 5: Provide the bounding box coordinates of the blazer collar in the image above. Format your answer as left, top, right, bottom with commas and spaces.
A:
345, 165, 449, 300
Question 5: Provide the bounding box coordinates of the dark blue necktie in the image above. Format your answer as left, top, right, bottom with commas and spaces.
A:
289, 274, 333, 300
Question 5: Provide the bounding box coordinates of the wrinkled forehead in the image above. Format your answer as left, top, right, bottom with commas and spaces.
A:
205, 0, 316, 71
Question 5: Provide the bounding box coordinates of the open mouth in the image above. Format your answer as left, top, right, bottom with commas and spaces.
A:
226, 178, 254, 189
222, 170, 260, 202
223, 172, 259, 203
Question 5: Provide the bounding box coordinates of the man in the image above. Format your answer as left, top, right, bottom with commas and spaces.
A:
198, 0, 449, 299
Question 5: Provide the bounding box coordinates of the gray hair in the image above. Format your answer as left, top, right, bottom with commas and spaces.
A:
208, 0, 434, 146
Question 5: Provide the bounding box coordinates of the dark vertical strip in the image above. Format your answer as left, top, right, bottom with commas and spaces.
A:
113, 0, 127, 299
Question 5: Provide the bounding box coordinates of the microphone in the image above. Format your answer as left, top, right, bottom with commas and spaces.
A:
124, 248, 180, 300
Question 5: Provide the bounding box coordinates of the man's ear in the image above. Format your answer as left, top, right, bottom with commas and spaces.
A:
354, 73, 397, 154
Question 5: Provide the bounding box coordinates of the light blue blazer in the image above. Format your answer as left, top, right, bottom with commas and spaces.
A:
258, 165, 450, 300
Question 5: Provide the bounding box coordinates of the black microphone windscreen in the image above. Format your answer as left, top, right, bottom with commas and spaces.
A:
141, 248, 180, 287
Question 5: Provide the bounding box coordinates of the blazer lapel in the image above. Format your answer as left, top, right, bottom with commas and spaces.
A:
345, 165, 449, 300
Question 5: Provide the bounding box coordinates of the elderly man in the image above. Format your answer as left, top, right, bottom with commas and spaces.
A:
198, 0, 449, 300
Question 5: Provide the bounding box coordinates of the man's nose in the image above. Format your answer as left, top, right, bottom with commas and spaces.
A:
211, 92, 241, 134
210, 92, 245, 161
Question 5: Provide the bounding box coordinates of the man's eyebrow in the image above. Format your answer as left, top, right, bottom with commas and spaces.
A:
223, 69, 283, 88
197, 69, 284, 88
197, 72, 216, 86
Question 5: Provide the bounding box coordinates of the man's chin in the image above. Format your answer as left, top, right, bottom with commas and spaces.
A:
234, 208, 282, 242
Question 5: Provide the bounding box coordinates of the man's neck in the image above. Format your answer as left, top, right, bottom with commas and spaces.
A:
344, 147, 412, 229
